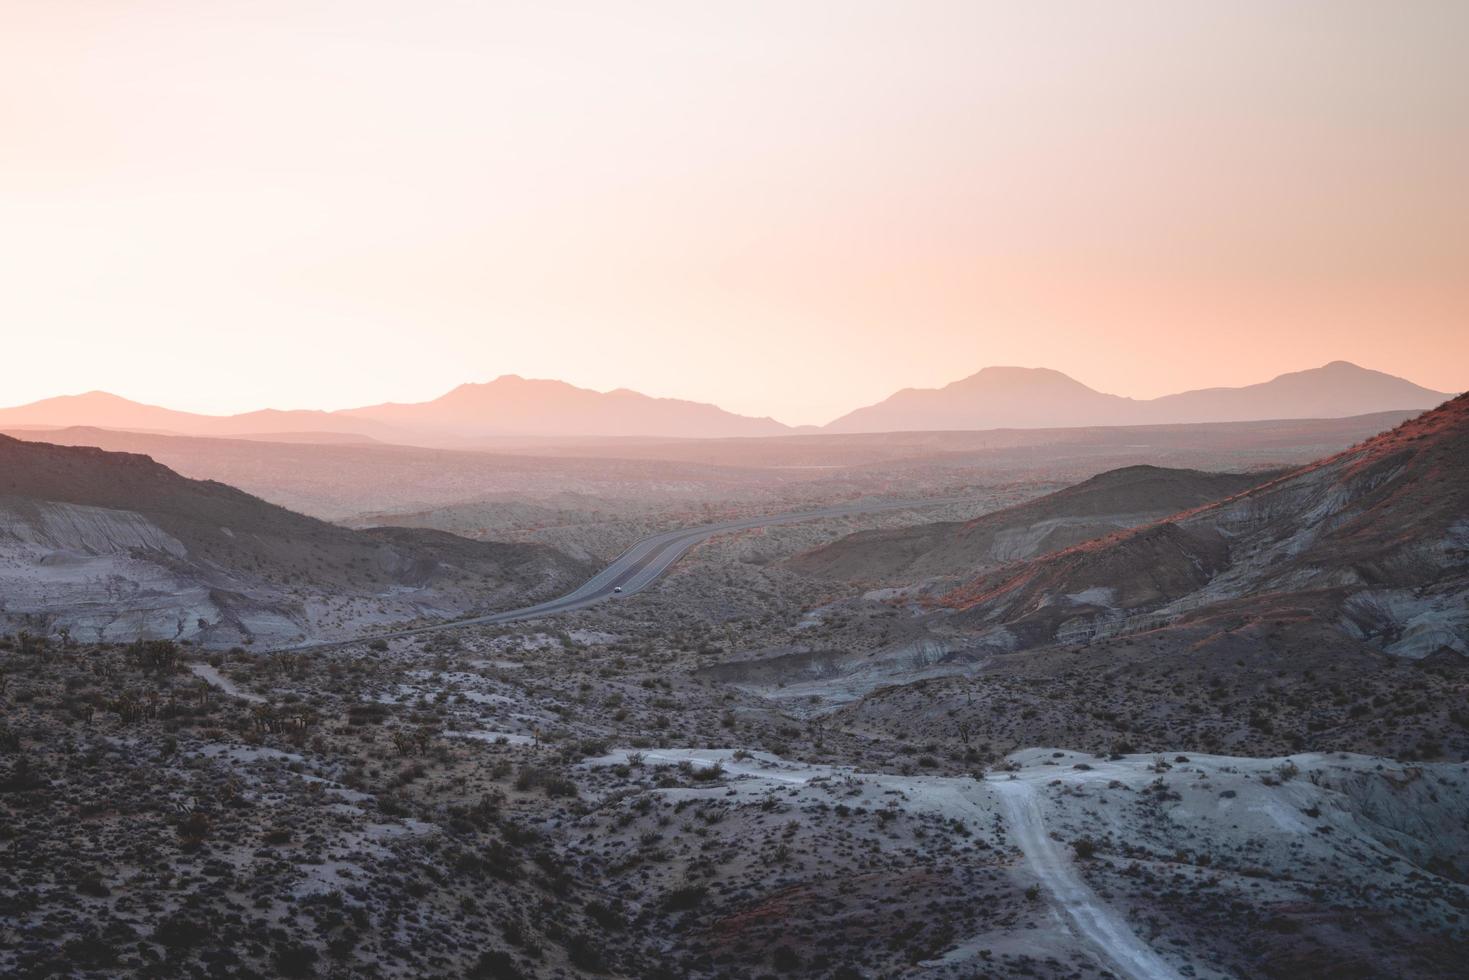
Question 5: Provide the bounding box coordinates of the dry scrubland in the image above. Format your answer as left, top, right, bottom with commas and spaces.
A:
3, 407, 1468, 978
4, 595, 1466, 978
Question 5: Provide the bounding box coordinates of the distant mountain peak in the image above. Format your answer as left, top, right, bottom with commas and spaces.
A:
338, 375, 789, 439
824, 360, 1451, 433
1, 361, 1454, 442
949, 366, 1112, 392
968, 365, 1074, 378
54, 390, 156, 405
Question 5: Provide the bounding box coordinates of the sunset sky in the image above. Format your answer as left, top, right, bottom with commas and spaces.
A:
3, 1, 1465, 426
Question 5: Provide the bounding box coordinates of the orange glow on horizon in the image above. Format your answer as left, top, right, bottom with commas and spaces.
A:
2, 2, 1465, 425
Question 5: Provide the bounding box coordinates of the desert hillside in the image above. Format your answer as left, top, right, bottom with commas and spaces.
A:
942, 394, 1469, 658
0, 435, 589, 646
788, 465, 1268, 584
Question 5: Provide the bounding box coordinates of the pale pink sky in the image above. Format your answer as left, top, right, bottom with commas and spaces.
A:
2, 2, 1465, 425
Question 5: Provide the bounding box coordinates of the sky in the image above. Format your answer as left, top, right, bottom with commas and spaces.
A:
2, 2, 1465, 426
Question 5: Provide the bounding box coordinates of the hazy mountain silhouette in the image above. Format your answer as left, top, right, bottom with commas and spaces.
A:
824, 367, 1144, 432
337, 375, 790, 439
1144, 360, 1450, 423
823, 361, 1452, 433
0, 392, 410, 442
0, 378, 789, 443
0, 362, 1452, 442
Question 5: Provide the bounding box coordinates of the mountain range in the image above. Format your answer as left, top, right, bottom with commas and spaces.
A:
822, 361, 1452, 433
0, 379, 787, 444
0, 362, 1452, 444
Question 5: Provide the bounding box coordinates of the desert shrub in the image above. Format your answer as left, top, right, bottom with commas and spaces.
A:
661, 883, 706, 911
771, 945, 803, 971
514, 766, 578, 798
128, 639, 180, 673
60, 932, 121, 968
154, 912, 210, 948
470, 950, 525, 979
176, 811, 211, 849
273, 940, 319, 978
377, 794, 410, 817
347, 703, 390, 726
584, 900, 624, 930
75, 871, 111, 897
541, 775, 578, 798
565, 934, 604, 972
689, 761, 724, 782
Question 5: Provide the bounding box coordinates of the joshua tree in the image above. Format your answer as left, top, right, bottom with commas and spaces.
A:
17, 631, 48, 657
391, 725, 436, 756
129, 639, 180, 674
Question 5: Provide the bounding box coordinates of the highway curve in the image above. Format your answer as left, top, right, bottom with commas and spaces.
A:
286, 495, 962, 651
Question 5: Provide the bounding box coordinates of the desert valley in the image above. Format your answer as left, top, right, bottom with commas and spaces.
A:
5, 3, 1467, 978
2, 364, 1466, 979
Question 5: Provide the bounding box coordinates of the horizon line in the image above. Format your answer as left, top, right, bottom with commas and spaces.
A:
1, 358, 1456, 432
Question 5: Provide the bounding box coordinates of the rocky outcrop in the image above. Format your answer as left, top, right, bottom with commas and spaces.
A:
790, 465, 1264, 584
941, 395, 1469, 657
0, 435, 591, 647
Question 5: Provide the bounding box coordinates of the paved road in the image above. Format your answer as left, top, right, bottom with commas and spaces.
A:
286, 496, 961, 651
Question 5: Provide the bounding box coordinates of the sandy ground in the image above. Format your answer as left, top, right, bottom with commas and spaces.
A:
187, 663, 266, 704
583, 745, 1468, 978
